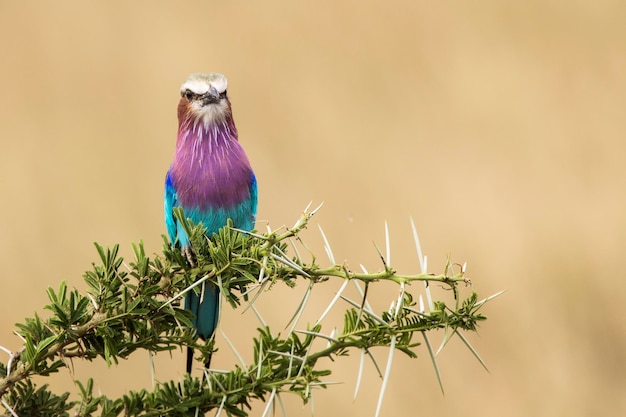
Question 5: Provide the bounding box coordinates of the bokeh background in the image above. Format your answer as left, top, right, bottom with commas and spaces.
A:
1, 1, 625, 416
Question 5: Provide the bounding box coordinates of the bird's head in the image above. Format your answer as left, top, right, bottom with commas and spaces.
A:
178, 73, 232, 127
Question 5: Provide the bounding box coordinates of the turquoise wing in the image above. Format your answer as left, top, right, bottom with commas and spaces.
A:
164, 169, 179, 244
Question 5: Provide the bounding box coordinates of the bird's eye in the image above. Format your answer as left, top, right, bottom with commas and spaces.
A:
219, 90, 227, 99
183, 90, 194, 100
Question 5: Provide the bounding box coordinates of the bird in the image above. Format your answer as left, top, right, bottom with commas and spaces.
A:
164, 73, 257, 373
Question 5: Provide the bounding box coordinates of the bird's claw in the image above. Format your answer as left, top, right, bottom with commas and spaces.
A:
183, 246, 196, 267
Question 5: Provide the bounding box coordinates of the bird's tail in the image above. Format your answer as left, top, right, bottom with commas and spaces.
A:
186, 347, 194, 374
185, 283, 220, 373
186, 346, 214, 374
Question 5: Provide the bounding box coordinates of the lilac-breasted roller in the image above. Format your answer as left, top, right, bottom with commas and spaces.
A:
164, 73, 257, 372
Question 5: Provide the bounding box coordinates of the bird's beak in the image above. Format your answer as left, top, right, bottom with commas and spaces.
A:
200, 86, 221, 106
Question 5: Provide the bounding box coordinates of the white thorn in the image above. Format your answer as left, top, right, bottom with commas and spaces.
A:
1, 399, 19, 417
257, 256, 268, 283
423, 331, 445, 394
276, 392, 288, 417
257, 338, 264, 380
6, 354, 14, 376
289, 237, 303, 263
354, 268, 373, 312
310, 201, 324, 215
435, 327, 454, 356
327, 328, 336, 348
455, 329, 489, 371
286, 281, 314, 336
0, 345, 10, 357
384, 221, 391, 266
148, 350, 155, 389
160, 273, 212, 310
295, 330, 341, 343
354, 348, 366, 401
288, 340, 296, 379
318, 224, 336, 264
219, 329, 248, 372
87, 293, 99, 310
296, 337, 315, 378
423, 255, 433, 311
214, 395, 227, 417
374, 336, 396, 417
250, 302, 268, 327
409, 217, 425, 273
270, 252, 310, 277
315, 279, 349, 326
340, 296, 387, 326
474, 290, 506, 309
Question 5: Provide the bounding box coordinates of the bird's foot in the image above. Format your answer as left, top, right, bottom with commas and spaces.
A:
182, 246, 196, 267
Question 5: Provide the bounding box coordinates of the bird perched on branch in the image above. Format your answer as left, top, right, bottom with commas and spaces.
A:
164, 73, 258, 373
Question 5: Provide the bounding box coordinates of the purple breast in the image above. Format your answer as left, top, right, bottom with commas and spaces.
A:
170, 125, 253, 210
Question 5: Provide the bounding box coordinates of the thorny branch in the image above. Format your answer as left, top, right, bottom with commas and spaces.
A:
0, 205, 499, 417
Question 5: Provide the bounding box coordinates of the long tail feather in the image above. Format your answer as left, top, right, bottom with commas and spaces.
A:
185, 284, 220, 373
186, 347, 194, 374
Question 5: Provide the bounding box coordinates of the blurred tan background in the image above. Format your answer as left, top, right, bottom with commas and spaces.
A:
1, 1, 626, 416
